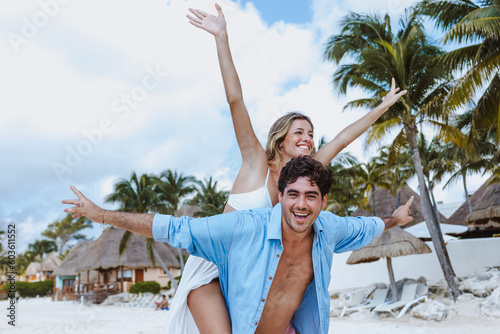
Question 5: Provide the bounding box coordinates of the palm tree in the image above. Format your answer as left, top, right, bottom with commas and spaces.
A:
326, 152, 366, 216
105, 172, 165, 214
105, 172, 179, 290
353, 161, 391, 216
27, 239, 57, 280
442, 133, 496, 213
41, 213, 92, 254
156, 170, 197, 216
413, 134, 456, 227
155, 170, 198, 271
373, 146, 414, 207
417, 0, 500, 144
324, 9, 461, 299
189, 177, 229, 217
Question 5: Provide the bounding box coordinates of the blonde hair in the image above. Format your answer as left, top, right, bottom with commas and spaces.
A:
265, 112, 314, 169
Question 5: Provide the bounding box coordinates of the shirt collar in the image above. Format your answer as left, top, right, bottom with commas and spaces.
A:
268, 203, 324, 241
268, 203, 283, 240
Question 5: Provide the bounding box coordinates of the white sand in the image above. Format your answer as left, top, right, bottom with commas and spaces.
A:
2, 297, 499, 334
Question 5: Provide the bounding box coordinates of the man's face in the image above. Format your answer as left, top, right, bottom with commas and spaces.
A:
279, 176, 327, 235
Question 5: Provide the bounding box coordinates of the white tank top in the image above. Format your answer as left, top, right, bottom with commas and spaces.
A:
226, 170, 273, 210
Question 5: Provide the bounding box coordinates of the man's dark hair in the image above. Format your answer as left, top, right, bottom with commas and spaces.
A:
278, 156, 332, 197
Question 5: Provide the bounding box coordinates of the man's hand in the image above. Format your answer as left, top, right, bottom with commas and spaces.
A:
383, 196, 414, 231
62, 186, 105, 224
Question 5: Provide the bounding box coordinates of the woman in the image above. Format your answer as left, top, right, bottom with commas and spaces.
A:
169, 4, 407, 334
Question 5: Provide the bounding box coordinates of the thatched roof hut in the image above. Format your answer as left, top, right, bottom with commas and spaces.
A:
41, 252, 63, 271
350, 185, 447, 228
75, 227, 181, 272
177, 205, 202, 217
446, 178, 500, 230
53, 241, 94, 277
25, 262, 41, 276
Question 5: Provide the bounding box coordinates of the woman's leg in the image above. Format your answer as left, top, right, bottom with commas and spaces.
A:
187, 278, 232, 334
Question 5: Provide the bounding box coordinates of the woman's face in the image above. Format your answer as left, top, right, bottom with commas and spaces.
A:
280, 119, 314, 160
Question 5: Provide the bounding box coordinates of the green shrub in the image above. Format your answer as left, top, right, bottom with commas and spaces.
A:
128, 281, 160, 295
2, 280, 53, 298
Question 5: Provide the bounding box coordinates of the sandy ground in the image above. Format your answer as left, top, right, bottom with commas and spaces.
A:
2, 297, 500, 334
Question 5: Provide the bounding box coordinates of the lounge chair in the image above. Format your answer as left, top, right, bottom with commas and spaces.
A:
139, 294, 158, 307
342, 288, 388, 316
330, 289, 365, 317
372, 283, 427, 318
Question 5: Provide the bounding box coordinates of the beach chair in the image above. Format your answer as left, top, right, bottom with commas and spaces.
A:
130, 294, 149, 307
330, 289, 365, 317
342, 288, 388, 316
126, 293, 143, 307
372, 283, 427, 318
139, 294, 157, 307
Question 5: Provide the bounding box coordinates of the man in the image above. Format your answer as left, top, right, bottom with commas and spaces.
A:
155, 295, 170, 311
63, 156, 413, 333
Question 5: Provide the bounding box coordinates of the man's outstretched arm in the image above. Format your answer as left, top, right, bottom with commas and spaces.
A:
62, 185, 154, 238
382, 196, 415, 231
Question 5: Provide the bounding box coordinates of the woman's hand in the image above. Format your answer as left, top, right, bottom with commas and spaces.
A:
187, 3, 226, 37
380, 78, 407, 109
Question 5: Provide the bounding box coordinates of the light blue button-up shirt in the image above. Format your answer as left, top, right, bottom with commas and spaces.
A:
153, 203, 384, 334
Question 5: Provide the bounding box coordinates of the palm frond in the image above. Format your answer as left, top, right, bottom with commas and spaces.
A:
365, 118, 403, 146
118, 230, 132, 256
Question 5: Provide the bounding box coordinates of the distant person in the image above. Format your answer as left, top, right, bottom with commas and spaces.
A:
62, 156, 414, 333
155, 295, 170, 311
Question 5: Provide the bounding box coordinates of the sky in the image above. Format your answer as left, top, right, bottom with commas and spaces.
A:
0, 0, 491, 252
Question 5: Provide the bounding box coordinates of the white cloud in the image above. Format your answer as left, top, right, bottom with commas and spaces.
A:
0, 0, 490, 252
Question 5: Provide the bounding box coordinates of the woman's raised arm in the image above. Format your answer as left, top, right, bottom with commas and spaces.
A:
312, 78, 407, 166
187, 4, 266, 169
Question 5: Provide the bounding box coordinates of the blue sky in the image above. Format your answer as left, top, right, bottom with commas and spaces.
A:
241, 0, 313, 24
0, 0, 490, 253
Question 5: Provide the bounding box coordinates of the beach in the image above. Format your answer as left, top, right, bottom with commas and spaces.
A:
2, 296, 499, 334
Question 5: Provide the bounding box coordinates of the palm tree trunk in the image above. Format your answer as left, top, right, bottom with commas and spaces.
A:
174, 210, 185, 273
405, 124, 460, 300
177, 249, 185, 272
395, 190, 401, 208
371, 189, 376, 216
425, 180, 444, 233
152, 245, 178, 292
462, 170, 472, 213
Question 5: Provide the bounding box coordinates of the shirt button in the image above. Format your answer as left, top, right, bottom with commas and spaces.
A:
254, 322, 258, 325
276, 254, 280, 258
269, 276, 273, 280
262, 298, 265, 302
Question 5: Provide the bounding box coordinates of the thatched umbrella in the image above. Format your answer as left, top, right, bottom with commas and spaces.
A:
347, 227, 432, 301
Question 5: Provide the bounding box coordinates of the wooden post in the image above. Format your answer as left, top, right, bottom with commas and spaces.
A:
387, 257, 398, 302
78, 272, 81, 293
120, 266, 124, 292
